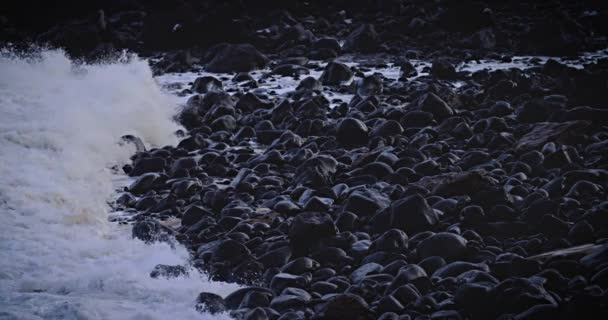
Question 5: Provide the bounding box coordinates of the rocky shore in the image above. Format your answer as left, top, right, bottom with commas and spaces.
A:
5, 1, 608, 319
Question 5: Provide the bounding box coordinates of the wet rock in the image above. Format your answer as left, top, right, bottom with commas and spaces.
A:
343, 24, 379, 53
336, 117, 369, 148
371, 194, 439, 235
225, 287, 274, 310
292, 155, 338, 187
417, 93, 454, 120
417, 232, 468, 261
289, 212, 337, 255
196, 292, 227, 314
273, 64, 310, 77
132, 219, 162, 242
316, 293, 375, 320
205, 43, 269, 73
314, 37, 341, 53
130, 157, 166, 176
320, 62, 353, 85
297, 76, 322, 91
191, 76, 223, 93
430, 58, 457, 79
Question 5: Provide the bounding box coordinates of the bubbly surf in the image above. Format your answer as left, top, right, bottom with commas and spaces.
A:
0, 49, 238, 320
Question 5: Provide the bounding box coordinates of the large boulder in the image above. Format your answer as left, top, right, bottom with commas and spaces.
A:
336, 117, 369, 148
417, 232, 468, 261
343, 24, 379, 53
205, 43, 269, 73
320, 62, 353, 85
289, 212, 338, 255
292, 155, 338, 187
371, 194, 439, 234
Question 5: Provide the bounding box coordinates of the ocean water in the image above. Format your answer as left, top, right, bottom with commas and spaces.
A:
0, 49, 238, 320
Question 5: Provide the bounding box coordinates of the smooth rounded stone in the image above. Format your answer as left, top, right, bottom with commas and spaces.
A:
336, 117, 369, 148
239, 290, 273, 308
206, 43, 269, 73
289, 211, 338, 255
129, 157, 166, 176
350, 240, 371, 258
313, 268, 337, 281
292, 155, 338, 187
370, 120, 404, 137
399, 60, 418, 78
350, 263, 383, 283
382, 260, 408, 276
419, 256, 446, 276
270, 294, 307, 311
591, 266, 608, 287
378, 312, 399, 320
568, 220, 595, 244
233, 72, 255, 82
303, 196, 334, 212
277, 311, 306, 320
371, 229, 409, 253
492, 277, 557, 316
357, 74, 383, 96
377, 294, 405, 313
320, 62, 353, 85
270, 273, 311, 294
432, 262, 489, 279
212, 239, 251, 265
336, 211, 359, 232
225, 287, 275, 310
211, 115, 237, 131
281, 257, 320, 275
417, 233, 468, 261
342, 24, 378, 53
128, 172, 163, 195
181, 205, 212, 226
132, 219, 162, 242
297, 76, 322, 91
457, 270, 499, 285
430, 310, 462, 320
311, 281, 339, 294
282, 287, 312, 302
371, 194, 439, 235
390, 284, 421, 306
258, 246, 292, 269
344, 188, 390, 217
460, 205, 485, 225
389, 265, 428, 289
317, 293, 375, 320
272, 64, 310, 77
430, 58, 457, 79
313, 247, 352, 267
513, 304, 560, 320
242, 307, 269, 320
170, 156, 197, 175
453, 282, 493, 317
401, 110, 434, 127
417, 93, 454, 120
490, 101, 514, 116
196, 292, 227, 314
314, 37, 342, 52
191, 76, 223, 93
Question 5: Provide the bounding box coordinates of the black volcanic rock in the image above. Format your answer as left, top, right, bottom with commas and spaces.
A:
205, 43, 268, 73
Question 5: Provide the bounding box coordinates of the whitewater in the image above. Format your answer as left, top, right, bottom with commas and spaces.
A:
0, 49, 238, 320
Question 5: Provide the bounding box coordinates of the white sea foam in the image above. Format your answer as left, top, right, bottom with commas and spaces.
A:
0, 49, 238, 320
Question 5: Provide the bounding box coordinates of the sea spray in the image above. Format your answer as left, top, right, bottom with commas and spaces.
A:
0, 49, 238, 320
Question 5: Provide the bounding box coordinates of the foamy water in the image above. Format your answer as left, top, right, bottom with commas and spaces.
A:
0, 49, 238, 320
